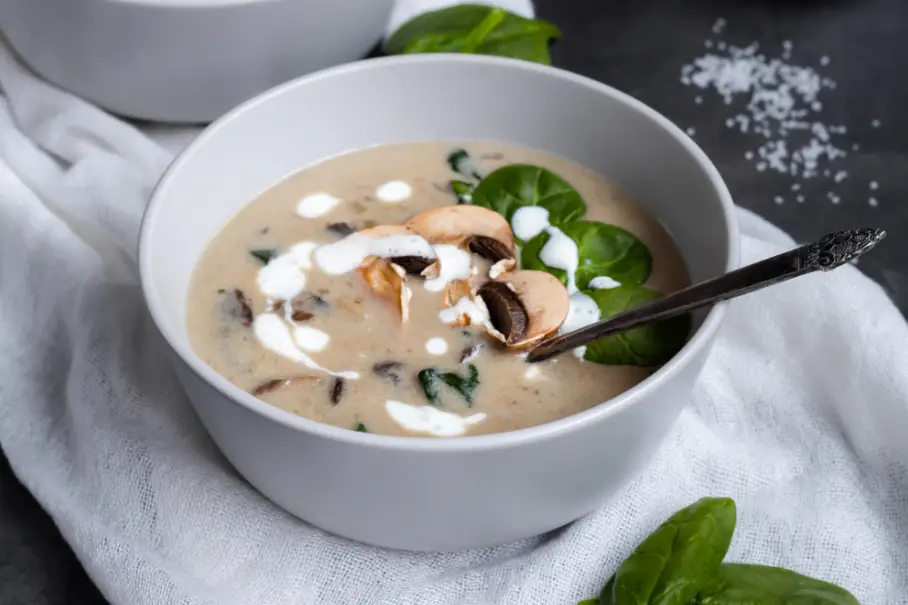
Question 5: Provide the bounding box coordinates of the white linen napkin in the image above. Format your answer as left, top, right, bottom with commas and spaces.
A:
1, 3, 907, 604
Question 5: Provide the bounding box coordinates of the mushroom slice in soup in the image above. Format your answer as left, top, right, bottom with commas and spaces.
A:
358, 256, 412, 323
252, 376, 323, 396
406, 205, 516, 261
356, 224, 435, 274
439, 279, 477, 327
477, 270, 569, 348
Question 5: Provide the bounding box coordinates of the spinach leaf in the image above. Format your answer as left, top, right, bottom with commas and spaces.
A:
583, 285, 691, 367
696, 564, 860, 605
451, 179, 476, 204
610, 497, 736, 605
471, 164, 586, 233
250, 249, 276, 264
447, 148, 482, 180
521, 220, 652, 288
355, 423, 368, 433
417, 365, 481, 406
386, 4, 562, 65
418, 368, 442, 406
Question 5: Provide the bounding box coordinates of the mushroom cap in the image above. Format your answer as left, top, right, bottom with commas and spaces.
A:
406, 205, 516, 258
479, 270, 569, 348
356, 224, 434, 274
358, 256, 411, 323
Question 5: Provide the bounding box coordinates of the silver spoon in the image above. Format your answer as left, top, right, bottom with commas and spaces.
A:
526, 228, 886, 363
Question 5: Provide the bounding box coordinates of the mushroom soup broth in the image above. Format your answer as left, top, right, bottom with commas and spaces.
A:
187, 142, 690, 437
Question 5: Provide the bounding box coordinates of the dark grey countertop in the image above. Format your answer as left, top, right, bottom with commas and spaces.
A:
2, 0, 906, 603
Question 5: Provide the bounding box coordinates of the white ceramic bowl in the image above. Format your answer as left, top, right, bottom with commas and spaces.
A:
0, 0, 395, 123
139, 54, 739, 552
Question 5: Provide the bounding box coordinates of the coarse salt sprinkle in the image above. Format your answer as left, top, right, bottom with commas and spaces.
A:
681, 19, 883, 208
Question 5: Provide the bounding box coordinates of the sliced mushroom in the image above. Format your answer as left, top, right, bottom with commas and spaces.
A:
358, 256, 411, 323
477, 270, 569, 348
443, 278, 474, 307
406, 205, 516, 261
477, 281, 528, 345
465, 235, 513, 263
355, 224, 434, 274
488, 258, 516, 279
251, 376, 322, 397
372, 360, 404, 384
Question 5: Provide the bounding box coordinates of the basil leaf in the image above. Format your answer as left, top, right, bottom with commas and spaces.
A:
417, 365, 480, 406
583, 285, 690, 367
611, 497, 736, 605
355, 423, 368, 433
696, 564, 860, 605
386, 4, 561, 65
451, 180, 475, 204
521, 220, 652, 288
250, 249, 276, 264
471, 164, 586, 232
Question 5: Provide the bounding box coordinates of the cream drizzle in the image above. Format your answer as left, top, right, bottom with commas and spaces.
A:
314, 234, 436, 275
256, 242, 317, 301
385, 400, 486, 437
296, 193, 341, 218
252, 314, 359, 379
424, 245, 473, 292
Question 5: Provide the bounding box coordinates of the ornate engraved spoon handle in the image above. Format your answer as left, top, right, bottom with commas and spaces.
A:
526, 228, 886, 363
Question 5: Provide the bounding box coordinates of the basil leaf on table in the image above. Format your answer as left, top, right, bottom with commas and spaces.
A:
521, 220, 653, 288
582, 285, 691, 367
386, 4, 562, 65
695, 564, 860, 605
471, 164, 586, 233
609, 497, 737, 605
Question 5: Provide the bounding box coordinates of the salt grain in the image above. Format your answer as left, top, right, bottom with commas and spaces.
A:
680, 28, 877, 206
870, 181, 879, 190
868, 197, 879, 207
687, 127, 696, 136
872, 119, 881, 128
712, 18, 727, 34
774, 196, 784, 204
796, 195, 805, 203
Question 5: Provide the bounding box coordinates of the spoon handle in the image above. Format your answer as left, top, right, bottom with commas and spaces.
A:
526, 228, 886, 363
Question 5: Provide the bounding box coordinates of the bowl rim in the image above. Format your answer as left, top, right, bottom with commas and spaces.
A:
139, 53, 740, 453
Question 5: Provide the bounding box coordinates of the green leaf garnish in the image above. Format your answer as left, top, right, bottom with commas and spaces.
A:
696, 563, 860, 604
582, 285, 690, 367
521, 220, 652, 288
386, 4, 561, 65
451, 179, 475, 204
610, 497, 736, 605
355, 423, 368, 433
470, 164, 585, 239
249, 249, 276, 264
417, 365, 480, 406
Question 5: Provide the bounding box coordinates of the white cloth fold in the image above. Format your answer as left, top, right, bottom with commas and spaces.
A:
0, 6, 906, 604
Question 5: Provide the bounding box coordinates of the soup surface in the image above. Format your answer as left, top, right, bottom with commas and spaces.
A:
187, 142, 690, 437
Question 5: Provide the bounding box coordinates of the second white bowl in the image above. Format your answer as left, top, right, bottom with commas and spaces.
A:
0, 0, 395, 123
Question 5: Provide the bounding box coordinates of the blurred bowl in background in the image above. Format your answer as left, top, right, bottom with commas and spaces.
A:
0, 0, 396, 123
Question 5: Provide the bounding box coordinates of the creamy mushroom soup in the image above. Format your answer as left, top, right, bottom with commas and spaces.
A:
187, 142, 691, 437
